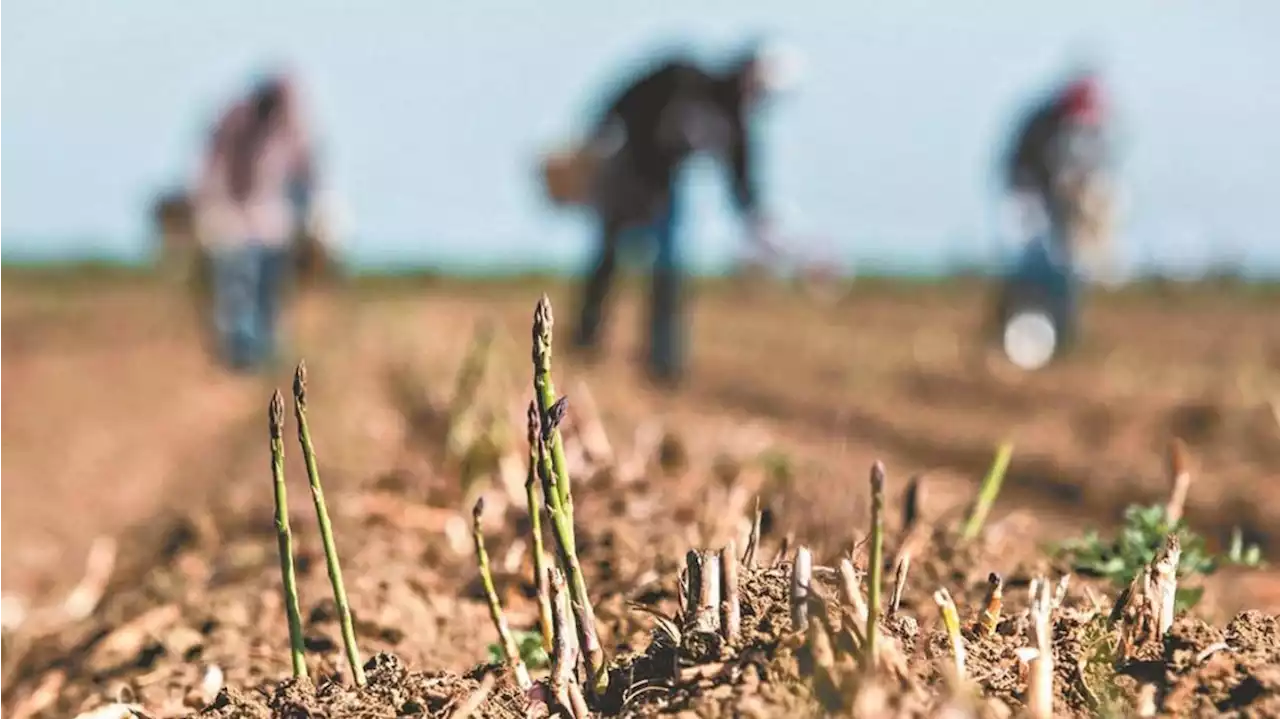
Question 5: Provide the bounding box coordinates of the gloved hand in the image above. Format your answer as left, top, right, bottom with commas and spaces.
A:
746, 212, 786, 262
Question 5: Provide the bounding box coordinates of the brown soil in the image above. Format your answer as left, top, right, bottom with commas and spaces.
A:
2, 271, 1279, 718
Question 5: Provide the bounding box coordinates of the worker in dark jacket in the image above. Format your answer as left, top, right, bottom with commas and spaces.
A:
1005, 69, 1109, 250
570, 42, 799, 387
994, 69, 1112, 360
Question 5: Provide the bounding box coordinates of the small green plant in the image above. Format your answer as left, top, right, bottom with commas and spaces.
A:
1059, 504, 1265, 611
1075, 614, 1128, 717
487, 628, 550, 670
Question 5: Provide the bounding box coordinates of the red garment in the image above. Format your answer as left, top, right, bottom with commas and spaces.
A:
1060, 76, 1103, 126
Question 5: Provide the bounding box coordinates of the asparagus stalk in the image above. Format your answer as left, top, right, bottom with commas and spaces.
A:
293, 361, 365, 686
537, 400, 606, 691
531, 296, 573, 526
269, 390, 308, 679
866, 461, 886, 670
960, 442, 1014, 541
791, 546, 813, 632
933, 588, 966, 682
472, 498, 532, 690
524, 402, 555, 654
720, 540, 741, 643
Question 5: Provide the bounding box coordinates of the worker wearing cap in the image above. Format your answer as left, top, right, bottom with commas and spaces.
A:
1006, 71, 1110, 254
995, 69, 1113, 355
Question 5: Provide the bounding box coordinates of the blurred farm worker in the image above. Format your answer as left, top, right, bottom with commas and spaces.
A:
192, 71, 318, 371
544, 40, 801, 387
993, 69, 1115, 364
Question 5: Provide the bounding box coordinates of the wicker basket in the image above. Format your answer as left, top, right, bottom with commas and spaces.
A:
540, 143, 598, 207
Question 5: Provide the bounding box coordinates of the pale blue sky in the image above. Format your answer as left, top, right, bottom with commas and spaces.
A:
3, 0, 1278, 275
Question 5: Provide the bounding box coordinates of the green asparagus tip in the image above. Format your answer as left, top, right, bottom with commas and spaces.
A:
541, 396, 569, 442
535, 294, 554, 333
870, 460, 886, 491
526, 400, 540, 445
293, 360, 309, 407
473, 496, 486, 524
531, 297, 553, 365
269, 390, 285, 438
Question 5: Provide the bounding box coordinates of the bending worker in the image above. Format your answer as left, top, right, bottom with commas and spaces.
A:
560, 41, 800, 387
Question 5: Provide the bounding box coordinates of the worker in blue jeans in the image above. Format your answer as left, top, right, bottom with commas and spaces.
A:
194, 73, 316, 372
996, 232, 1082, 350
571, 42, 798, 387
208, 241, 293, 369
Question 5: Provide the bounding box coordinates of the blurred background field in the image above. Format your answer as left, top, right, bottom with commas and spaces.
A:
4, 266, 1277, 611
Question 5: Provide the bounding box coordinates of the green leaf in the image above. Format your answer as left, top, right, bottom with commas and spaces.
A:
1175, 586, 1205, 612
1057, 502, 1265, 600
486, 642, 504, 664
1100, 557, 1126, 576
486, 630, 551, 669
516, 630, 551, 669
